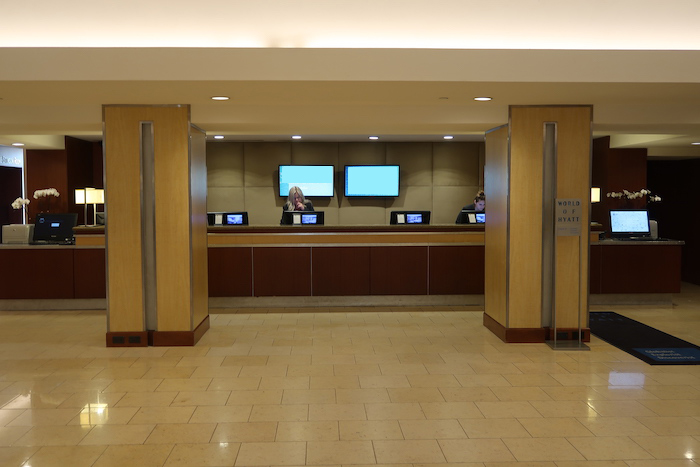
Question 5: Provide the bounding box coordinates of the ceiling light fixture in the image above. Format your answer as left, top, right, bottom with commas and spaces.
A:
213, 135, 224, 139
292, 135, 302, 140
443, 136, 454, 140
369, 136, 379, 140
211, 96, 230, 101
474, 97, 492, 101
11, 142, 24, 146
692, 142, 700, 145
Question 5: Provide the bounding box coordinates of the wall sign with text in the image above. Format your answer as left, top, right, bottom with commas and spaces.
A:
555, 198, 582, 236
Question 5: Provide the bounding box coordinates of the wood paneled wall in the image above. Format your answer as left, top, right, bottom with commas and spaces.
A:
484, 106, 592, 342
592, 136, 648, 232
206, 141, 485, 226
648, 158, 700, 285
483, 126, 509, 327
103, 105, 209, 343
25, 136, 101, 225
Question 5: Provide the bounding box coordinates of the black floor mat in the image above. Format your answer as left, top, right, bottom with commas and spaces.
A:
589, 311, 700, 365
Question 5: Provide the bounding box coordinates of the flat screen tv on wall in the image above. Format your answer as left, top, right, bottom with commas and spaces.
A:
344, 165, 400, 197
278, 165, 335, 197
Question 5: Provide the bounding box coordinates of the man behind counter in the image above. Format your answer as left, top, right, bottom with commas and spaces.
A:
280, 186, 314, 225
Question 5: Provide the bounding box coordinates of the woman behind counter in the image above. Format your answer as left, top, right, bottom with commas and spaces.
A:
455, 189, 485, 223
280, 186, 314, 224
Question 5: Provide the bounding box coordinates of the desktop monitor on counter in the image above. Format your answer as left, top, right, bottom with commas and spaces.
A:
390, 211, 431, 225
208, 212, 249, 226
32, 213, 78, 244
609, 209, 651, 239
281, 211, 324, 225
457, 210, 485, 224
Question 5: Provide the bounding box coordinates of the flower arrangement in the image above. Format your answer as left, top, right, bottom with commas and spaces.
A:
11, 197, 30, 210
606, 189, 661, 202
33, 188, 60, 199
33, 188, 60, 214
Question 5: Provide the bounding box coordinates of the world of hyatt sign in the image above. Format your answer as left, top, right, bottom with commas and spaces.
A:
556, 199, 582, 236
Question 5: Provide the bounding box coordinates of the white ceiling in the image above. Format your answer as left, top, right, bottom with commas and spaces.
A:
1, 1, 699, 157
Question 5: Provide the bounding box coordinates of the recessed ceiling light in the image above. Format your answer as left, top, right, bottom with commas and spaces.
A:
11, 142, 24, 146
369, 136, 379, 140
213, 135, 224, 140
474, 97, 492, 101
692, 142, 700, 145
291, 135, 302, 140
443, 135, 454, 140
211, 96, 230, 101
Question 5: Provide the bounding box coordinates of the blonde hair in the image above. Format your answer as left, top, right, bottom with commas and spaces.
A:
474, 190, 485, 203
284, 186, 306, 211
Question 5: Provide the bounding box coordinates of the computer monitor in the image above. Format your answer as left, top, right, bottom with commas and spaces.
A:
32, 213, 78, 244
207, 212, 249, 226
457, 210, 485, 224
390, 211, 431, 225
281, 211, 324, 225
609, 209, 651, 239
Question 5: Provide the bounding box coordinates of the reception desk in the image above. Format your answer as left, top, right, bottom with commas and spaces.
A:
206, 225, 484, 298
0, 226, 684, 306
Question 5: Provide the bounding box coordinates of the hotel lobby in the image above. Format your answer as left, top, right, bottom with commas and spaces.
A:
2, 1, 700, 465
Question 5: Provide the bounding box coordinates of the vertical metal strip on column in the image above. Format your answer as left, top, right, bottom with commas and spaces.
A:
541, 123, 557, 340
141, 122, 157, 331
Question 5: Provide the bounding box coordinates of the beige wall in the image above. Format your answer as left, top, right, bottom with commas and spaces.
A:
207, 141, 485, 225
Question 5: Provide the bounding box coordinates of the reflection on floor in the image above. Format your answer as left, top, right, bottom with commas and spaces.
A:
1, 284, 700, 466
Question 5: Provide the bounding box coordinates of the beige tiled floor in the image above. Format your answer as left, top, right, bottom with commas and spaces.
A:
1, 284, 700, 466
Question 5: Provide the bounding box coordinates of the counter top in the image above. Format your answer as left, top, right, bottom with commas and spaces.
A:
594, 238, 685, 246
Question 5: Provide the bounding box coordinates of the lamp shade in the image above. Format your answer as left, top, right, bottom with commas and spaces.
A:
591, 187, 601, 203
86, 188, 104, 204
75, 188, 86, 204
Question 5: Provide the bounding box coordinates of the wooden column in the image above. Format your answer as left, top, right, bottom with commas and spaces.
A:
484, 106, 592, 343
103, 105, 209, 346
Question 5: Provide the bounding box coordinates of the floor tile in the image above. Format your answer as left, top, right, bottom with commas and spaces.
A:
365, 402, 425, 420
439, 438, 517, 463
518, 417, 594, 437
13, 425, 92, 446
502, 437, 586, 462
306, 440, 375, 465
79, 423, 154, 445
91, 444, 174, 467
338, 420, 403, 440
576, 416, 657, 436
629, 434, 700, 459
23, 445, 107, 467
276, 420, 339, 441
129, 406, 195, 425
399, 419, 466, 439
374, 439, 446, 463
2, 294, 700, 466
235, 441, 305, 466
421, 401, 483, 419
249, 404, 308, 422
189, 405, 252, 424
171, 390, 230, 406
164, 442, 239, 467
458, 418, 531, 438
308, 403, 366, 421
566, 436, 655, 461
210, 422, 277, 443
8, 408, 81, 426
145, 423, 216, 444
